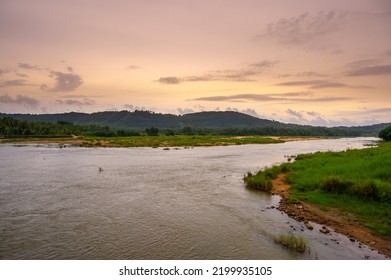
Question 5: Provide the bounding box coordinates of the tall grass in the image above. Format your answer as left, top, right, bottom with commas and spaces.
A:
274, 233, 308, 253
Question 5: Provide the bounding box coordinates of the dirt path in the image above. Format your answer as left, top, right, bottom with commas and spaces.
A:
271, 173, 391, 258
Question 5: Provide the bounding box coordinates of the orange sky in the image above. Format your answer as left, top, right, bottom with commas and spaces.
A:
1, 0, 390, 126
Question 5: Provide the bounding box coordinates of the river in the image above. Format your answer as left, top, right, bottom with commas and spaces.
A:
0, 137, 386, 259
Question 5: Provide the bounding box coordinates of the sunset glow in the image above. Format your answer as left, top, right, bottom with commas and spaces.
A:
1, 0, 390, 126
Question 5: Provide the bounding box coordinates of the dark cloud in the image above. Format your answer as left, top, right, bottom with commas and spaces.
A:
0, 69, 6, 76
157, 60, 277, 84
262, 10, 349, 50
347, 65, 391, 76
276, 80, 351, 89
0, 79, 29, 87
56, 98, 94, 106
190, 92, 352, 103
43, 71, 83, 92
18, 63, 40, 70
0, 94, 40, 108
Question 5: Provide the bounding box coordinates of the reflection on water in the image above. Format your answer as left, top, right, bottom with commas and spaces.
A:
0, 138, 386, 259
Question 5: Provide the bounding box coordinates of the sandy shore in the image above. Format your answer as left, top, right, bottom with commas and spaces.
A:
271, 173, 391, 258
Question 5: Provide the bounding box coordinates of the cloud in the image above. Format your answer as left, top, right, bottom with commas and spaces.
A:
127, 65, 139, 70
0, 79, 29, 87
296, 71, 326, 77
241, 108, 263, 118
56, 98, 94, 106
261, 10, 349, 50
177, 107, 195, 115
43, 71, 83, 92
347, 65, 391, 76
0, 94, 40, 108
123, 104, 146, 111
157, 77, 182, 84
276, 80, 347, 88
190, 92, 352, 103
18, 63, 40, 70
286, 109, 304, 119
157, 60, 277, 84
0, 69, 6, 76
16, 73, 29, 78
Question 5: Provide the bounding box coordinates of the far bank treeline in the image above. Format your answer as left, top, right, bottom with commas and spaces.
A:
0, 110, 390, 138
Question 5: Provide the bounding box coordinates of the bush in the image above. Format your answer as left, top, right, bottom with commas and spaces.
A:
244, 172, 272, 192
379, 125, 391, 141
321, 176, 352, 194
355, 181, 379, 200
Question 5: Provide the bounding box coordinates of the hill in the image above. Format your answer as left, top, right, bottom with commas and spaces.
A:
0, 110, 389, 136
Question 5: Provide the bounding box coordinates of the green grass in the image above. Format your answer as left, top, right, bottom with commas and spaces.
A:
81, 135, 283, 147
273, 233, 308, 253
245, 142, 391, 236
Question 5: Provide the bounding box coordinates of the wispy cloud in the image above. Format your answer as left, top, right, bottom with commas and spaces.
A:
261, 10, 349, 50
157, 77, 182, 85
157, 60, 277, 84
276, 80, 347, 89
127, 65, 139, 70
0, 79, 29, 87
190, 92, 353, 103
0, 94, 40, 108
42, 70, 83, 92
18, 63, 40, 70
56, 98, 94, 106
347, 65, 391, 76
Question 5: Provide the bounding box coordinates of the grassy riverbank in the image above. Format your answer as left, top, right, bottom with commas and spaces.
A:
245, 141, 391, 236
0, 135, 288, 147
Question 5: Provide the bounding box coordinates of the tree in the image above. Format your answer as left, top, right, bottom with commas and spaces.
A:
145, 127, 159, 136
379, 125, 391, 141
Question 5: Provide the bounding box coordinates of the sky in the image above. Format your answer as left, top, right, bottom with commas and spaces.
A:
0, 0, 390, 126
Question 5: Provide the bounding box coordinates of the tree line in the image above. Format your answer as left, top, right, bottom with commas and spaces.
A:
1, 116, 389, 138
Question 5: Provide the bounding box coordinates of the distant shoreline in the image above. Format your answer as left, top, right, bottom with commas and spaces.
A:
0, 135, 326, 148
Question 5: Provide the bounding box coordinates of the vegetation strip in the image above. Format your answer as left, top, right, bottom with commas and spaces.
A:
244, 133, 391, 257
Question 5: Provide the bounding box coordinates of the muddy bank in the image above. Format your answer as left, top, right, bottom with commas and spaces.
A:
271, 173, 391, 258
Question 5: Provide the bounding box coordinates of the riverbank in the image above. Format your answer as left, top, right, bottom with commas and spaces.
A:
0, 135, 325, 147
244, 141, 391, 258
271, 173, 391, 258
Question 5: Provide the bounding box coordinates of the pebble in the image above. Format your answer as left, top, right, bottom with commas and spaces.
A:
304, 221, 313, 230
319, 227, 331, 234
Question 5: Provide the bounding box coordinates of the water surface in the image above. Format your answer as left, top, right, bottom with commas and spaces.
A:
0, 138, 386, 259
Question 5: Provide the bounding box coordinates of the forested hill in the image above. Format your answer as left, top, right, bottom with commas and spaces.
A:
0, 110, 389, 136
0, 110, 283, 129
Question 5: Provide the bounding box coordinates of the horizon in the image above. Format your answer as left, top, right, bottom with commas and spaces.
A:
1, 109, 389, 128
1, 0, 390, 127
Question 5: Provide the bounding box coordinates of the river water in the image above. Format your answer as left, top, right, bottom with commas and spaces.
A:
0, 137, 386, 259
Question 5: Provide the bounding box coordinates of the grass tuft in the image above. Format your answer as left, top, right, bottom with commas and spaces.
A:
274, 233, 308, 253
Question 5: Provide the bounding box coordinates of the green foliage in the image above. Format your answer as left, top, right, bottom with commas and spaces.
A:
145, 127, 159, 136
1, 110, 389, 137
379, 125, 391, 141
273, 233, 307, 253
244, 172, 273, 192
252, 142, 391, 236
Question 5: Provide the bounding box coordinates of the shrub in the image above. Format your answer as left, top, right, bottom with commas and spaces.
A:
355, 181, 379, 200
321, 176, 352, 194
379, 125, 391, 141
244, 172, 272, 192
